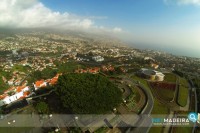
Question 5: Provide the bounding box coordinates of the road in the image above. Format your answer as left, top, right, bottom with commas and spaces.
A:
120, 75, 154, 133
189, 80, 198, 133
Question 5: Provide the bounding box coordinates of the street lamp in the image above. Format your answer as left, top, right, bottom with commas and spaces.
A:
49, 114, 53, 118
75, 116, 79, 120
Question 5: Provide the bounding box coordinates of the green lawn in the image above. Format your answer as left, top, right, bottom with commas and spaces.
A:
94, 127, 108, 133
57, 61, 85, 73
149, 127, 163, 133
164, 73, 177, 83
178, 85, 188, 107
180, 77, 188, 87
0, 127, 33, 133
0, 69, 10, 92
151, 100, 169, 114
154, 87, 175, 101
133, 88, 141, 103
0, 77, 9, 93
131, 75, 169, 114
173, 127, 193, 133
12, 65, 31, 73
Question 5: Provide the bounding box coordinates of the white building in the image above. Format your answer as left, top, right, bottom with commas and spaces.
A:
0, 86, 30, 107
139, 68, 165, 81
33, 80, 48, 90
92, 56, 104, 62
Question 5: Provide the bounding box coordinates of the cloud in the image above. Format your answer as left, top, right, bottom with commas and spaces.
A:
164, 0, 200, 5
113, 27, 122, 33
0, 0, 93, 29
0, 0, 122, 33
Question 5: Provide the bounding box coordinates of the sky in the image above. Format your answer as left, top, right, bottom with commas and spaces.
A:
0, 0, 200, 57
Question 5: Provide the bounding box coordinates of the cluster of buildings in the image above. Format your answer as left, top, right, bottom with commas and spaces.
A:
74, 65, 116, 74
2, 71, 27, 86
33, 73, 61, 90
0, 86, 30, 106
0, 74, 61, 107
92, 56, 104, 62
101, 65, 115, 72
74, 67, 100, 74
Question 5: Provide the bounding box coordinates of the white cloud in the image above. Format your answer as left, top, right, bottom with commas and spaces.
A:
164, 0, 200, 5
113, 27, 122, 33
0, 0, 122, 33
0, 0, 94, 29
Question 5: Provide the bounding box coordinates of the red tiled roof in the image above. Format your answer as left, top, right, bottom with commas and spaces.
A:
0, 94, 8, 100
49, 77, 58, 85
16, 86, 26, 93
35, 80, 45, 88
23, 91, 30, 97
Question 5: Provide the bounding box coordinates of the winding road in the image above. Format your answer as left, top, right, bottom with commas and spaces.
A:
120, 75, 154, 133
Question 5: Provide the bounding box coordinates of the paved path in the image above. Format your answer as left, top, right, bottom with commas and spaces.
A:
120, 75, 154, 133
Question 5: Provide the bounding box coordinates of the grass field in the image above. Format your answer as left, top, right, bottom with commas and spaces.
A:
172, 127, 193, 133
151, 99, 169, 114
180, 77, 188, 87
164, 73, 177, 83
0, 77, 9, 93
149, 127, 163, 133
177, 77, 189, 107
11, 65, 31, 73
178, 85, 188, 107
133, 87, 141, 103
57, 61, 85, 73
0, 70, 10, 92
149, 82, 175, 102
0, 127, 33, 133
94, 127, 108, 133
131, 75, 169, 114
155, 88, 174, 101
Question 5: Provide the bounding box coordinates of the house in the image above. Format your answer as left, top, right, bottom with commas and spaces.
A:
49, 74, 61, 85
33, 73, 62, 89
92, 56, 104, 62
151, 63, 159, 69
0, 86, 31, 107
88, 67, 100, 74
101, 65, 115, 72
33, 80, 47, 90
0, 73, 62, 107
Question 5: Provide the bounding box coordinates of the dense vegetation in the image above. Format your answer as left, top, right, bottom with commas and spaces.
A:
27, 61, 84, 84
173, 70, 184, 77
55, 73, 122, 114
192, 77, 200, 112
27, 68, 57, 84
35, 102, 49, 114
0, 69, 11, 92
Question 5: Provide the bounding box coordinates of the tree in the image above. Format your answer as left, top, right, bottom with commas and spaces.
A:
35, 102, 49, 114
55, 73, 122, 114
